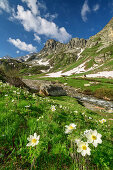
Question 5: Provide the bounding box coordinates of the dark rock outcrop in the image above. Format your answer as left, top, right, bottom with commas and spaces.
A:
66, 38, 87, 49
39, 84, 67, 96
22, 79, 67, 96
42, 39, 65, 54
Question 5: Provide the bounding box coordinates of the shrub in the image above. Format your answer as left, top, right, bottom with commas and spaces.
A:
94, 88, 113, 100
83, 89, 94, 95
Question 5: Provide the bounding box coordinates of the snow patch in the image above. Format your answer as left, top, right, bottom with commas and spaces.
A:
46, 71, 62, 77
46, 59, 90, 77
31, 59, 50, 66
37, 59, 49, 66
87, 71, 113, 78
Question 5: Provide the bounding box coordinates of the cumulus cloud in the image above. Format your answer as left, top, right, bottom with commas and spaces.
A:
81, 0, 90, 22
22, 0, 39, 15
16, 50, 20, 54
0, 0, 11, 13
8, 38, 37, 52
13, 5, 71, 43
2, 0, 71, 43
34, 33, 41, 43
93, 4, 100, 12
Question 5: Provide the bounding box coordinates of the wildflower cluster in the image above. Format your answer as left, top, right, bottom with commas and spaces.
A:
65, 123, 102, 156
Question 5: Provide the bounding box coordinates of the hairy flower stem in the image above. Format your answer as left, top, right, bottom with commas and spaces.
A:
30, 158, 36, 170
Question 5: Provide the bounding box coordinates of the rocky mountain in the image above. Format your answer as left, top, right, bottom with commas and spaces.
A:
16, 53, 37, 62
86, 17, 113, 48
2, 55, 12, 59
15, 17, 113, 76
22, 38, 87, 73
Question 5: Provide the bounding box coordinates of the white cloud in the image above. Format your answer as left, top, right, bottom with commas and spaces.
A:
81, 0, 90, 22
8, 38, 37, 52
22, 0, 39, 15
16, 50, 20, 54
38, 1, 47, 11
44, 13, 58, 21
13, 5, 71, 43
34, 34, 41, 43
93, 4, 100, 12
0, 0, 11, 13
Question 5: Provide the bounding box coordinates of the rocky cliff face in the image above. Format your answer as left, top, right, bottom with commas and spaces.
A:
42, 38, 87, 53
25, 37, 87, 68
66, 38, 87, 49
42, 39, 65, 54
40, 38, 87, 55
86, 17, 113, 48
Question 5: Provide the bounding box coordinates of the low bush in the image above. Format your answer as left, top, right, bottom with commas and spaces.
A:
94, 88, 113, 100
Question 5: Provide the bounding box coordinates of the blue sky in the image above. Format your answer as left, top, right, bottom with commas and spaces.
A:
0, 0, 113, 58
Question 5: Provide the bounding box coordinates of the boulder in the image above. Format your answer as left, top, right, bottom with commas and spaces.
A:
39, 84, 67, 96
22, 79, 67, 96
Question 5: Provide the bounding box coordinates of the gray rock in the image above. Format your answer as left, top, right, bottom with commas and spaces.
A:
22, 79, 67, 96
39, 84, 67, 96
66, 38, 87, 49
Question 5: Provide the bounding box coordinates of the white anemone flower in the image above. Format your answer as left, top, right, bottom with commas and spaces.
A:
26, 133, 40, 147
59, 105, 62, 108
99, 119, 106, 123
75, 138, 81, 144
77, 141, 91, 156
84, 129, 92, 135
32, 93, 36, 98
51, 105, 56, 111
25, 105, 30, 108
65, 123, 76, 134
37, 115, 43, 121
74, 111, 78, 113
85, 130, 102, 147
89, 117, 92, 119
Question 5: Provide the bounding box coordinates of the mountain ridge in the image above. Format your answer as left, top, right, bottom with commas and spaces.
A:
1, 17, 113, 77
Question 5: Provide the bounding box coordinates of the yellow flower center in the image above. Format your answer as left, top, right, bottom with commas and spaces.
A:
69, 125, 74, 130
82, 145, 87, 150
31, 138, 37, 144
92, 135, 97, 140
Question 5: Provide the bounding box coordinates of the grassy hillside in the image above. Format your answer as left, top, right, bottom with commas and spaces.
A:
49, 52, 78, 72
51, 43, 113, 74
0, 81, 113, 169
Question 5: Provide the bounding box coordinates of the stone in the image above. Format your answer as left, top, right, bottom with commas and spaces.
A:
84, 84, 91, 87
39, 84, 67, 96
22, 79, 67, 96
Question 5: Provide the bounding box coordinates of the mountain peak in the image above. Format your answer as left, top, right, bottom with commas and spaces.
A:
42, 39, 64, 54
86, 17, 113, 48
44, 39, 59, 49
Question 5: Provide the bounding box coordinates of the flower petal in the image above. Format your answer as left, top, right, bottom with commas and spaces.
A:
81, 150, 86, 156
86, 147, 91, 155
77, 147, 82, 153
37, 135, 40, 141
26, 142, 32, 146
97, 133, 102, 139
34, 133, 37, 138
